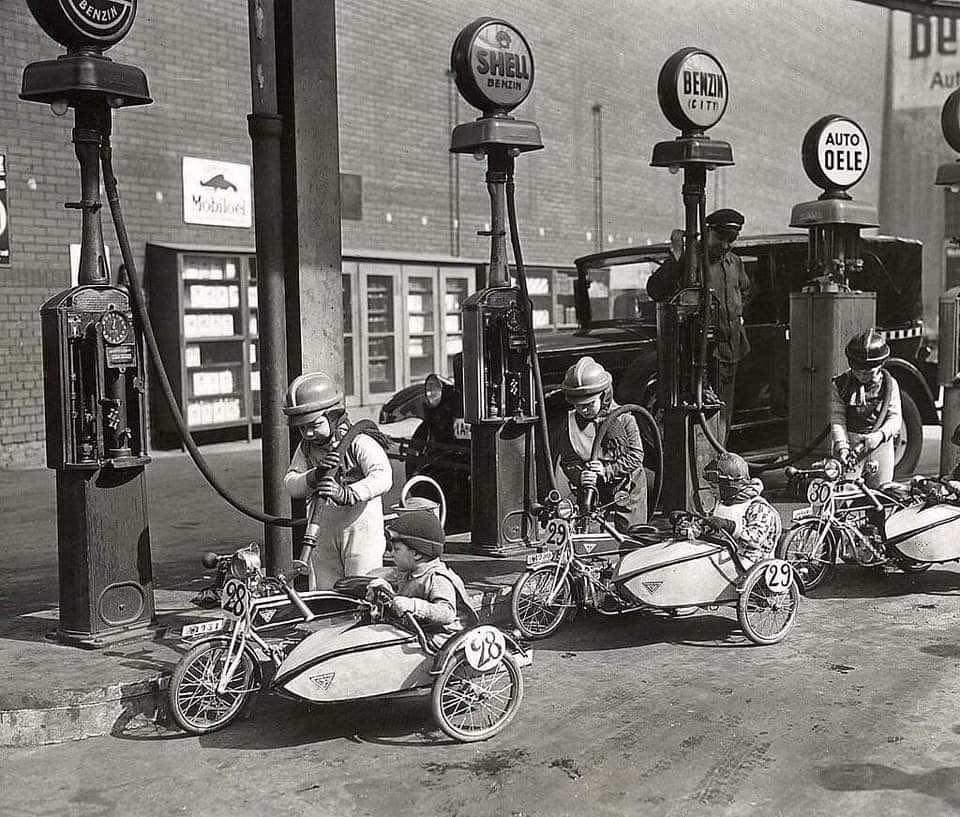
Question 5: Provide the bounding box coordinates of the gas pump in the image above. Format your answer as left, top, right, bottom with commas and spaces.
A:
935, 88, 960, 476
21, 0, 156, 647
649, 48, 734, 513
449, 18, 552, 555
788, 115, 878, 461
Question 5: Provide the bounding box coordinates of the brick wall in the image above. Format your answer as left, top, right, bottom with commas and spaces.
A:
0, 0, 890, 467
0, 1, 254, 467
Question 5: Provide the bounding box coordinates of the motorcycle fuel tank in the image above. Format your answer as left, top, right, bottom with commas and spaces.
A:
614, 538, 740, 608
274, 621, 434, 702
886, 504, 960, 563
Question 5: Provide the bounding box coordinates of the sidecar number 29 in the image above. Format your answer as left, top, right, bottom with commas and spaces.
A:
762, 559, 795, 592
464, 626, 507, 672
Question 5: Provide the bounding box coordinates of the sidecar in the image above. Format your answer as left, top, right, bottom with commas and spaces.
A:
612, 535, 800, 645
885, 502, 960, 566
271, 578, 531, 742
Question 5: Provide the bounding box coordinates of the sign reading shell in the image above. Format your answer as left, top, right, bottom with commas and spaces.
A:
25, 0, 137, 50
801, 115, 870, 192
657, 48, 729, 133
451, 17, 534, 115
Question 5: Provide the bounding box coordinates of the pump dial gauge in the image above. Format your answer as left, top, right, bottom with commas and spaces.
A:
100, 310, 131, 345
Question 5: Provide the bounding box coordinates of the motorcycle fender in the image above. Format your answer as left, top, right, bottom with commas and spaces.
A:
886, 505, 960, 562
432, 626, 530, 676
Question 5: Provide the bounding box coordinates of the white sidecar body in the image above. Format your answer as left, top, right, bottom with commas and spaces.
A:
272, 620, 433, 703
613, 538, 741, 608
886, 504, 960, 563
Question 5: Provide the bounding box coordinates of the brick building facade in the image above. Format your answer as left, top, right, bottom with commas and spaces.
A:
0, 0, 890, 466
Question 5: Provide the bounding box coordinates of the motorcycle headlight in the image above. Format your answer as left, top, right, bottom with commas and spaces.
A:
230, 545, 261, 578
424, 374, 444, 409
822, 459, 842, 481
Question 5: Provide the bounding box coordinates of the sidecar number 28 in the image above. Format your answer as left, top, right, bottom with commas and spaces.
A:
220, 578, 249, 617
464, 626, 507, 672
761, 559, 795, 592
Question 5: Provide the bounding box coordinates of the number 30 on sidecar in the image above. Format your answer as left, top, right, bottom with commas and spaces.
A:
168, 546, 530, 743
512, 512, 801, 646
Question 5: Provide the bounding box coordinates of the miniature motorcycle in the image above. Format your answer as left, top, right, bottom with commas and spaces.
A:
778, 457, 960, 591
168, 543, 531, 742
510, 492, 800, 646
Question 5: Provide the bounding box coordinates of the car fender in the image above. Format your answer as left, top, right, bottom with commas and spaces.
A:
886, 357, 938, 424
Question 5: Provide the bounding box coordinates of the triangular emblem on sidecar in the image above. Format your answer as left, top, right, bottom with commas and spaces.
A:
309, 672, 335, 691
641, 581, 663, 594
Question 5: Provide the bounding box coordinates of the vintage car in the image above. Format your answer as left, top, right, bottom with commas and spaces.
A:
379, 233, 939, 531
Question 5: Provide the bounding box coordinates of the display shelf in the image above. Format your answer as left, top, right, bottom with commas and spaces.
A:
146, 244, 259, 448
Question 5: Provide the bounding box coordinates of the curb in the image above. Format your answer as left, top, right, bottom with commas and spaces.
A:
0, 582, 516, 748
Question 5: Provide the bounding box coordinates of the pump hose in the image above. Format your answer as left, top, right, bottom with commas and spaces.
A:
99, 138, 305, 528
505, 170, 557, 493
591, 404, 664, 514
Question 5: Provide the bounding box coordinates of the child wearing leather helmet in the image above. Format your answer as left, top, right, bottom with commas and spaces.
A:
556, 356, 647, 530
283, 371, 393, 588
829, 328, 902, 486
700, 452, 781, 564
366, 509, 474, 647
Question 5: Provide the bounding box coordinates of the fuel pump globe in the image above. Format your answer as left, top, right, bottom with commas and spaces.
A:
801, 115, 870, 194
657, 48, 729, 133
450, 17, 534, 115
25, 0, 138, 51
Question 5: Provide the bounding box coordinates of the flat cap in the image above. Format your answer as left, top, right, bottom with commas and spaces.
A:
705, 208, 745, 229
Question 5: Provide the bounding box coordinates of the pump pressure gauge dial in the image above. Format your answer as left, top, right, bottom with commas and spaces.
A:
100, 310, 131, 345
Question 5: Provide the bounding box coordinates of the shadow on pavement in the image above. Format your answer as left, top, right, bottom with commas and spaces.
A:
817, 762, 960, 811
800, 566, 960, 601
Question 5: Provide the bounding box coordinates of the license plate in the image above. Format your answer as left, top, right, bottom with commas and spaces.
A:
526, 550, 555, 567
453, 418, 472, 440
180, 619, 226, 639
792, 508, 814, 521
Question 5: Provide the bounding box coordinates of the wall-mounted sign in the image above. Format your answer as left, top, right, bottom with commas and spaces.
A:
0, 154, 9, 267
801, 115, 870, 192
451, 17, 534, 115
25, 0, 137, 50
182, 157, 252, 229
657, 48, 729, 133
892, 11, 960, 110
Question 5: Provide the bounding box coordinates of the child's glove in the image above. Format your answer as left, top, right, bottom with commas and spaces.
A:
580, 460, 603, 489
365, 577, 393, 602
391, 596, 415, 616
316, 476, 358, 505
315, 450, 341, 469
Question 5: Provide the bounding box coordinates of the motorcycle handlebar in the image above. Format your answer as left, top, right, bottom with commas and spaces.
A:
201, 552, 230, 569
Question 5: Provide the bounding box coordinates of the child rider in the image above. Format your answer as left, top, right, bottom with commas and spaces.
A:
556, 356, 647, 531
830, 328, 902, 487
283, 371, 393, 589
366, 509, 475, 648
701, 452, 782, 565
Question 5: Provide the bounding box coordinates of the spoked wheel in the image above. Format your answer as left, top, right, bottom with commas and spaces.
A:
431, 652, 523, 742
168, 638, 258, 735
737, 564, 801, 645
894, 555, 933, 574
510, 566, 573, 640
775, 522, 838, 591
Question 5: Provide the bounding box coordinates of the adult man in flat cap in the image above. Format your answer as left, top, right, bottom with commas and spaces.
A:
646, 208, 753, 445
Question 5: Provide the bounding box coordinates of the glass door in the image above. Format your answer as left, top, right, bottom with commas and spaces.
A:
342, 262, 360, 404
359, 264, 402, 403
402, 267, 438, 383
440, 269, 475, 376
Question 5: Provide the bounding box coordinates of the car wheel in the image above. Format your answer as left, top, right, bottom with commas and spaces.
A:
893, 390, 922, 479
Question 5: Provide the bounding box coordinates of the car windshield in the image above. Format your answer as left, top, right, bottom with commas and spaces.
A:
576, 255, 665, 327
